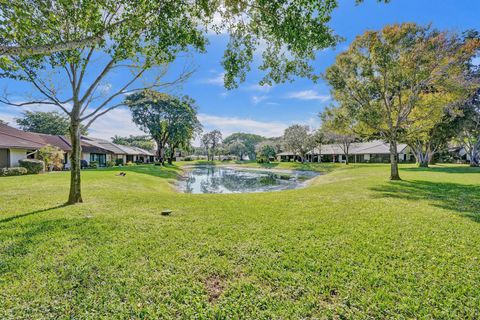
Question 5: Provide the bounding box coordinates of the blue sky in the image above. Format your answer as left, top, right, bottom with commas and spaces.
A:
0, 0, 479, 143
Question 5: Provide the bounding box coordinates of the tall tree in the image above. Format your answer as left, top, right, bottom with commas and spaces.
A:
325, 23, 479, 179
224, 133, 265, 160
256, 142, 277, 163
228, 140, 248, 160
16, 111, 87, 135
165, 97, 202, 164
457, 91, 480, 166
310, 129, 325, 162
127, 91, 199, 165
0, 0, 345, 204
111, 135, 155, 151
283, 124, 315, 163
201, 130, 223, 161
320, 106, 357, 165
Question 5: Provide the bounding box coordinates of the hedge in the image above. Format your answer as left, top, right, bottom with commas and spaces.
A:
0, 167, 28, 177
19, 159, 45, 174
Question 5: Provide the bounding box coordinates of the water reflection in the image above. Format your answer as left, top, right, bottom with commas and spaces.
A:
179, 166, 318, 194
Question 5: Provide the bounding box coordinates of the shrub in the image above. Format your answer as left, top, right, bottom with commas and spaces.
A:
115, 158, 124, 166
184, 156, 193, 161
126, 161, 136, 166
38, 144, 64, 171
106, 160, 116, 167
0, 167, 28, 177
154, 161, 162, 166
19, 159, 44, 174
89, 161, 99, 169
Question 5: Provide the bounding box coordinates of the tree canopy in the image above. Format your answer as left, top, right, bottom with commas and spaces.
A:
111, 135, 155, 151
127, 90, 201, 165
16, 111, 88, 136
320, 106, 357, 165
224, 132, 265, 160
283, 124, 314, 162
325, 23, 480, 178
201, 130, 223, 161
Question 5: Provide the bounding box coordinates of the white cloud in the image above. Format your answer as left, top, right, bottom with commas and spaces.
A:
246, 83, 274, 92
251, 95, 268, 105
266, 102, 279, 106
0, 111, 16, 125
98, 83, 112, 95
88, 107, 144, 140
286, 90, 330, 102
0, 103, 63, 126
206, 11, 228, 35
198, 113, 289, 139
200, 72, 225, 86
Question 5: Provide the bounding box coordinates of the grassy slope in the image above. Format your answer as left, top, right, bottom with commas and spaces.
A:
0, 163, 479, 319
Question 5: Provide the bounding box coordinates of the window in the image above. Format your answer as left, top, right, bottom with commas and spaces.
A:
90, 153, 106, 166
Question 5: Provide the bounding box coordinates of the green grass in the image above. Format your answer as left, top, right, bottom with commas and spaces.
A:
1, 163, 480, 318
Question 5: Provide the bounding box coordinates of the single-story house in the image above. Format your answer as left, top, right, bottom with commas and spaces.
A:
81, 137, 154, 164
277, 140, 414, 163
0, 123, 154, 168
0, 123, 45, 167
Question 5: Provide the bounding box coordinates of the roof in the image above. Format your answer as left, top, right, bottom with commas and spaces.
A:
277, 151, 296, 156
37, 134, 72, 152
81, 137, 154, 156
0, 123, 46, 149
0, 124, 154, 156
308, 140, 408, 155
82, 137, 127, 154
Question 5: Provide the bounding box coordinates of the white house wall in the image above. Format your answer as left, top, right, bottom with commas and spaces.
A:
9, 148, 28, 167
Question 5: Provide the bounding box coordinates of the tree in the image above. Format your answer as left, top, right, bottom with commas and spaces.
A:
406, 107, 464, 167
0, 119, 8, 125
320, 106, 357, 165
111, 135, 155, 151
224, 133, 265, 160
457, 91, 480, 166
228, 140, 248, 160
310, 129, 325, 162
127, 91, 200, 165
283, 125, 315, 163
165, 98, 202, 164
256, 142, 277, 163
16, 111, 87, 136
201, 130, 223, 161
325, 23, 479, 179
0, 0, 350, 204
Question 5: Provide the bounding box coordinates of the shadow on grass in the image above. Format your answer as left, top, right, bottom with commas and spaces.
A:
0, 203, 69, 224
371, 180, 480, 222
401, 165, 480, 174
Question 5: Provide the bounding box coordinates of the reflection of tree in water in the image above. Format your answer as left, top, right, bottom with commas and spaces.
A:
200, 169, 222, 193
184, 175, 196, 193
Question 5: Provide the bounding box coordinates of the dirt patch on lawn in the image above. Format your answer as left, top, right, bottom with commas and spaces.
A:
205, 276, 225, 303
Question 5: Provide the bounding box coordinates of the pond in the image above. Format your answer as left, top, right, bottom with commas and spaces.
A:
178, 165, 319, 194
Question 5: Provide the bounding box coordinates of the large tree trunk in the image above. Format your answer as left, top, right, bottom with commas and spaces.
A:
411, 142, 433, 168
67, 120, 83, 204
168, 147, 175, 165
389, 140, 401, 180
470, 144, 479, 167
157, 142, 165, 165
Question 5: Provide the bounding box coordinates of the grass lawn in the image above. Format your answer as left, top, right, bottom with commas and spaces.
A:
1, 162, 480, 318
